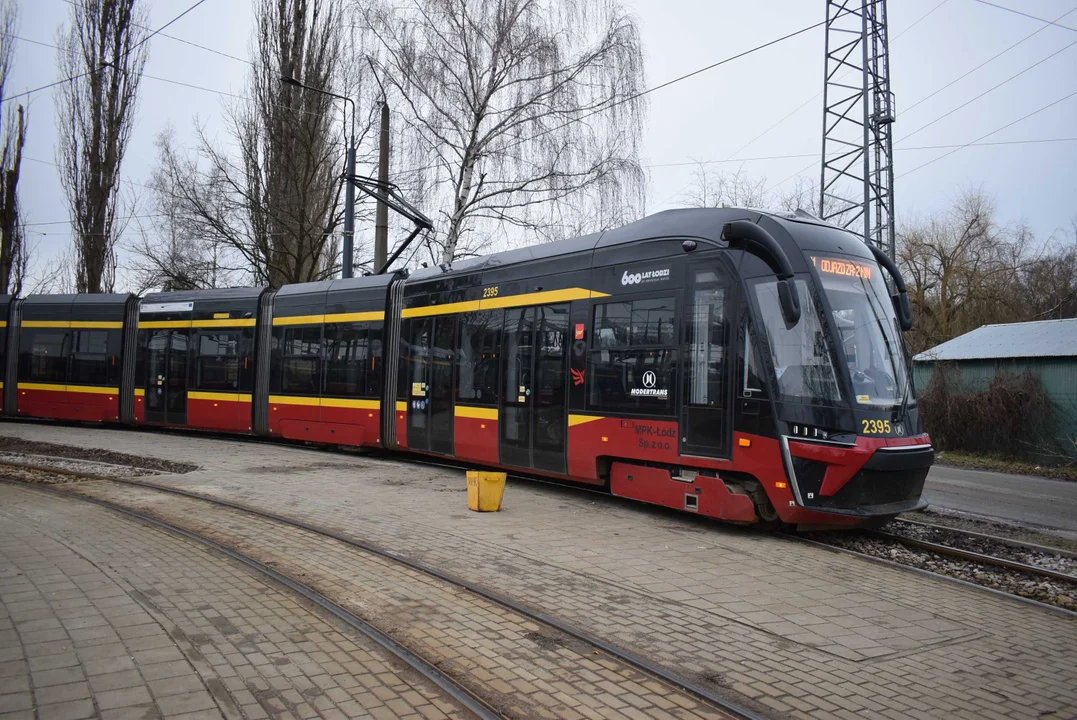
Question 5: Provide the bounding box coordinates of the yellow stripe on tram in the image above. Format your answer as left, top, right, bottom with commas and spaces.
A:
454, 405, 498, 420
272, 311, 384, 327
568, 414, 603, 427
192, 318, 256, 328
187, 391, 253, 403
138, 320, 193, 329
22, 320, 123, 329
18, 383, 119, 396
401, 287, 609, 318
268, 395, 380, 410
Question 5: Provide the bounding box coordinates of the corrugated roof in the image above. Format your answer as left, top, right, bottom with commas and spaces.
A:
913, 318, 1077, 362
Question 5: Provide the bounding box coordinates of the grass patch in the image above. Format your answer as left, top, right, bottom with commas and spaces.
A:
935, 450, 1077, 482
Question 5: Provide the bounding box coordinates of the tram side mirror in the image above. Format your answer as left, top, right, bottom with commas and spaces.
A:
722, 220, 802, 327
893, 292, 913, 332
776, 279, 801, 327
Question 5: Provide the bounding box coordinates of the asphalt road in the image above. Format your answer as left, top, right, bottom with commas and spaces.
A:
924, 464, 1077, 532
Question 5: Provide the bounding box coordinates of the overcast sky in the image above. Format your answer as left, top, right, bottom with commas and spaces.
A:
9, 0, 1077, 289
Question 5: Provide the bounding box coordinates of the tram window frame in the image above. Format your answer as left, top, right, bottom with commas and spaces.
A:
194, 330, 246, 392
278, 325, 323, 396
22, 330, 69, 383
741, 322, 765, 397
684, 280, 729, 409
456, 310, 501, 406
323, 322, 383, 398
588, 296, 678, 414
68, 329, 117, 387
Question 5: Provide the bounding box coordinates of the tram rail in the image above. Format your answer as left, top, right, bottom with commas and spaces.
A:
0, 457, 764, 720
1, 474, 501, 720
867, 522, 1077, 584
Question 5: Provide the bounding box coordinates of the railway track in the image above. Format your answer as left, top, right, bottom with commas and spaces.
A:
799, 519, 1077, 613
875, 518, 1077, 581
0, 457, 762, 720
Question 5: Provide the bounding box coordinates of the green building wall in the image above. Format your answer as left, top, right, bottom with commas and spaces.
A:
913, 358, 1077, 460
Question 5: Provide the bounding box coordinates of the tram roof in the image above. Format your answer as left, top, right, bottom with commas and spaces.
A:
408, 207, 862, 281
141, 287, 266, 304
274, 272, 397, 302
22, 293, 133, 307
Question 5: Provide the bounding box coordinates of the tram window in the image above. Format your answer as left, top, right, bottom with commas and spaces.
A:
631, 299, 675, 345
366, 325, 383, 398
24, 331, 68, 383
754, 280, 842, 403
594, 303, 630, 347
324, 323, 374, 397
589, 297, 677, 413
457, 311, 501, 405
196, 332, 241, 391
685, 287, 727, 406
69, 330, 112, 386
280, 326, 322, 395
742, 324, 765, 396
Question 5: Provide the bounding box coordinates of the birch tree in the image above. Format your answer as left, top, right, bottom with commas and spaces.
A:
365, 0, 646, 263
55, 0, 149, 293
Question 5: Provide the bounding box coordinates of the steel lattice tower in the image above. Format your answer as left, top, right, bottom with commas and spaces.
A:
819, 0, 896, 257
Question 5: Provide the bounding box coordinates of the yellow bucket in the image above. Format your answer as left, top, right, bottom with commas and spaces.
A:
466, 471, 506, 512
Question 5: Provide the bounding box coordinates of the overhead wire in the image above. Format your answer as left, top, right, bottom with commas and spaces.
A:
644, 137, 1077, 169
654, 0, 955, 208
899, 37, 1077, 143
765, 4, 1077, 195
710, 0, 955, 169
896, 88, 1077, 179
970, 0, 1077, 32
2, 0, 213, 105
904, 4, 1077, 114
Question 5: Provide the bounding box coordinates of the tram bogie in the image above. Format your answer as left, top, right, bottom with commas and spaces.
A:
0, 208, 932, 528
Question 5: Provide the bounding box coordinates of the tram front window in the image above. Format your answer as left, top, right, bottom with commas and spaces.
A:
810, 254, 909, 407
754, 279, 842, 405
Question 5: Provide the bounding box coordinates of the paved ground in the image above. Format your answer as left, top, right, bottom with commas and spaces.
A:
0, 484, 465, 720
2, 424, 1076, 720
925, 464, 1077, 532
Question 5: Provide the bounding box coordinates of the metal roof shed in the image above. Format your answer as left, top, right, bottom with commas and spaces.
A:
913, 319, 1077, 460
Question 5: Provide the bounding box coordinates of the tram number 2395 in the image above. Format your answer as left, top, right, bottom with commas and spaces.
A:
482, 286, 499, 298
861, 419, 892, 435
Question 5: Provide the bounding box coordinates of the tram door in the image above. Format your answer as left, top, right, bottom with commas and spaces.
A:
500, 304, 569, 473
144, 330, 189, 425
681, 265, 732, 458
405, 317, 456, 455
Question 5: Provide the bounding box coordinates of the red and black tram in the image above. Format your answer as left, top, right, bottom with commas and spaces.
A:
0, 208, 933, 528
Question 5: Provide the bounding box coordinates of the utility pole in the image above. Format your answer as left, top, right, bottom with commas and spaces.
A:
819, 0, 896, 258
343, 144, 356, 279
374, 101, 390, 272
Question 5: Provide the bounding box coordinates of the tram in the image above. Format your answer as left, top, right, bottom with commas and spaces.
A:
0, 208, 933, 528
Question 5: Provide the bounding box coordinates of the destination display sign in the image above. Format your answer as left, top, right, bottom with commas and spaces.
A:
810, 256, 873, 280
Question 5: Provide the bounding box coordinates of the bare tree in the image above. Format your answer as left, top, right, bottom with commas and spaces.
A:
127, 129, 243, 291
896, 189, 1034, 353
55, 0, 149, 293
364, 0, 646, 263
682, 164, 768, 210
153, 0, 374, 288
0, 0, 26, 295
